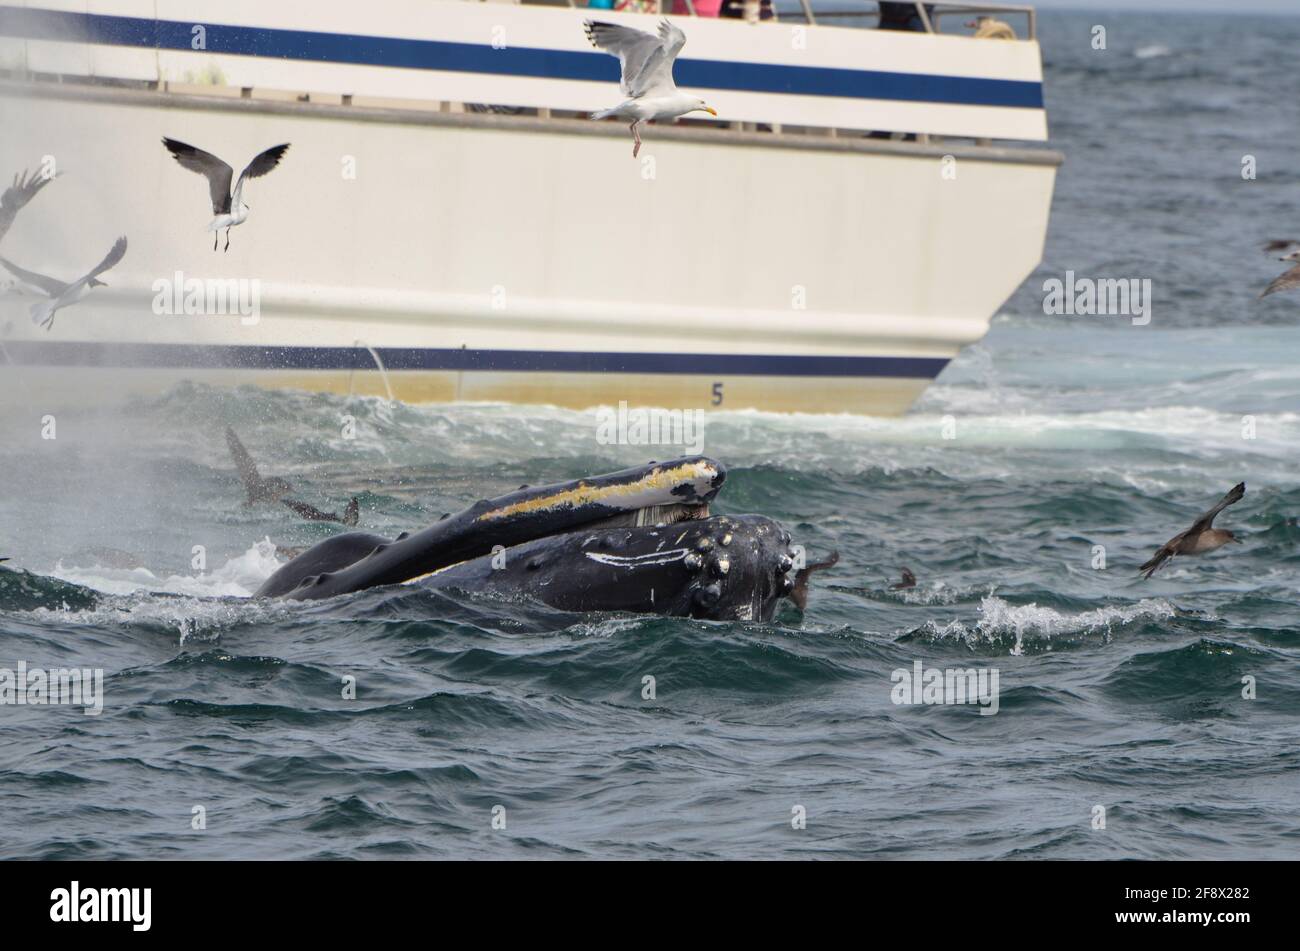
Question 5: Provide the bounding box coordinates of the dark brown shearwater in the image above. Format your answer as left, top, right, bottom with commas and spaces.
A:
1140, 483, 1245, 579
890, 567, 917, 590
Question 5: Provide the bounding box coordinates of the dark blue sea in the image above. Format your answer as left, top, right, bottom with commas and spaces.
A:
2, 10, 1299, 859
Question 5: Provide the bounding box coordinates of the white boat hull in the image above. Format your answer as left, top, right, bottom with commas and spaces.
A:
0, 4, 1059, 415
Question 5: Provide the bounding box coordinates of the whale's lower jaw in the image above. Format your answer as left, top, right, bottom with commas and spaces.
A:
415, 514, 797, 622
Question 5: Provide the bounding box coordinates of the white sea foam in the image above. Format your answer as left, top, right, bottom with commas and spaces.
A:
894, 582, 990, 606
1135, 44, 1172, 59
30, 539, 293, 643
920, 595, 1178, 655
50, 538, 283, 598
565, 616, 650, 639
30, 592, 294, 644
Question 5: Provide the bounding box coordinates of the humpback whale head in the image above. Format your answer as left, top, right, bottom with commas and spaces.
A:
578, 513, 799, 622
417, 513, 799, 622
259, 456, 817, 618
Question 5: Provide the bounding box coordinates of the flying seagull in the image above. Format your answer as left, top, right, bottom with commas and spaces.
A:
162, 138, 290, 251
1260, 248, 1300, 298
1139, 482, 1245, 580
226, 426, 295, 505
584, 19, 717, 158
0, 167, 56, 246
0, 236, 127, 330
282, 497, 360, 527
890, 567, 917, 590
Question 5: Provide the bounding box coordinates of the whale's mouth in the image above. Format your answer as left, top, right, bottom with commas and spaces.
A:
584, 501, 710, 531
406, 501, 712, 584
260, 456, 730, 601
259, 453, 817, 618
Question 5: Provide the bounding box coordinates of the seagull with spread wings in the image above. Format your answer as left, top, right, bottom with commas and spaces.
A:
1260, 248, 1300, 299
584, 19, 717, 158
0, 236, 127, 330
161, 138, 290, 251
1139, 482, 1245, 580
0, 167, 56, 246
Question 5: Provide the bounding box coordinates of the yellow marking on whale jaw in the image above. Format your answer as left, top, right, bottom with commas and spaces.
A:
404, 563, 457, 585
474, 461, 718, 523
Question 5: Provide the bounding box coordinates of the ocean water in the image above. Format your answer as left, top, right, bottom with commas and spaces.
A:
2, 11, 1299, 860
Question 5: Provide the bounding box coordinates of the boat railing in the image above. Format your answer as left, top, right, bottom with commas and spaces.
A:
783, 3, 1035, 41
550, 1, 1036, 40
0, 0, 1046, 146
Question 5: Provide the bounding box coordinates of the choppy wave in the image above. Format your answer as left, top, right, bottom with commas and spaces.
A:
910, 595, 1182, 655
50, 538, 283, 599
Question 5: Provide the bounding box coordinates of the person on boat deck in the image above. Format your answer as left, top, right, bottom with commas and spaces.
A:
671, 0, 723, 14
877, 2, 934, 32
718, 0, 774, 20
867, 2, 932, 139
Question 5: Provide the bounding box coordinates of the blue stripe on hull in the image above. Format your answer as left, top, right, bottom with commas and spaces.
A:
0, 6, 1043, 109
1, 342, 949, 378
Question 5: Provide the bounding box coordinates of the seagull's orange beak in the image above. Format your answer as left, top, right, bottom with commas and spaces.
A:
705, 107, 718, 117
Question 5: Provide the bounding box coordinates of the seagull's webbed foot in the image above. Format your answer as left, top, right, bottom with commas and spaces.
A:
213, 231, 218, 252
224, 229, 231, 252
630, 120, 643, 159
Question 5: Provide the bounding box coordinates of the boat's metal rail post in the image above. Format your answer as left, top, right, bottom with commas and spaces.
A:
914, 2, 935, 33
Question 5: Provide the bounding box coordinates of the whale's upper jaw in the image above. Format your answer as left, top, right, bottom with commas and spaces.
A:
473, 456, 725, 526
